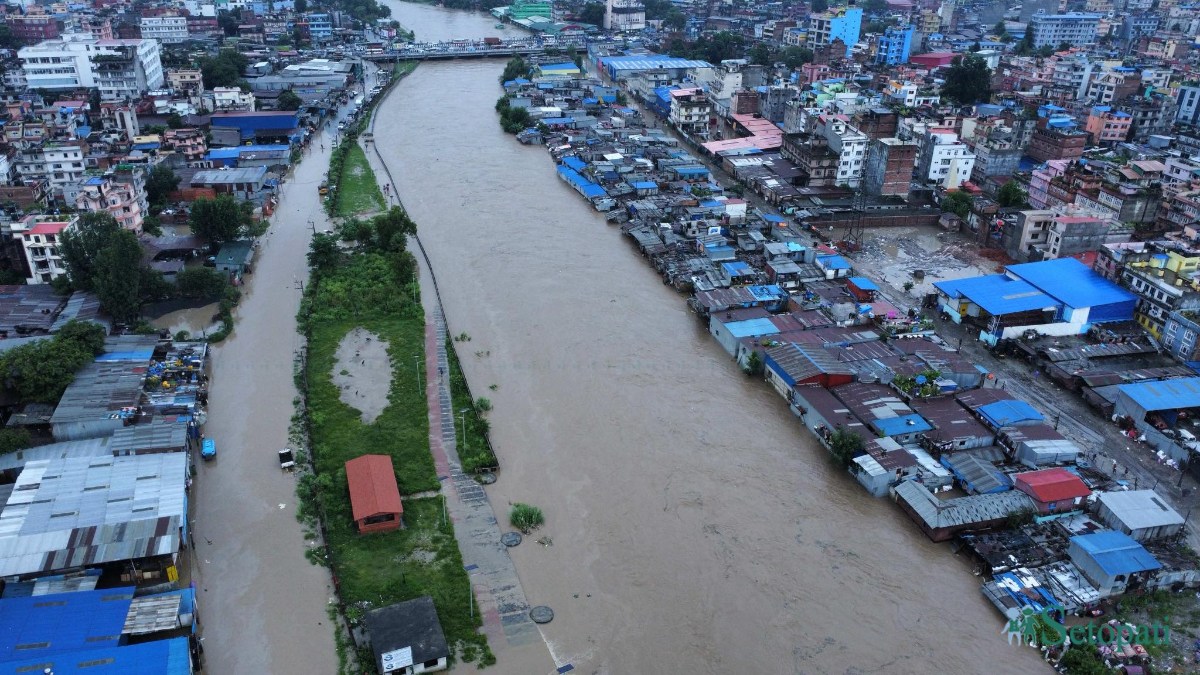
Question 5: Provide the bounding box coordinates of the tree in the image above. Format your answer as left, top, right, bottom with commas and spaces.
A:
199, 49, 249, 88
969, 41, 981, 52
92, 230, 144, 323
56, 319, 106, 355
828, 427, 865, 468
0, 25, 18, 50
665, 11, 687, 31
578, 2, 604, 26
371, 207, 416, 253
175, 267, 229, 299
941, 191, 973, 218
749, 43, 773, 66
146, 165, 180, 209
940, 54, 992, 106
861, 0, 887, 12
166, 113, 183, 129
60, 211, 123, 291
307, 232, 341, 273
277, 89, 302, 111
294, 0, 307, 11
189, 195, 253, 246
782, 46, 814, 70
499, 56, 530, 83
811, 0, 828, 12
0, 320, 106, 403
996, 181, 1027, 207
1014, 24, 1035, 55
993, 20, 1007, 37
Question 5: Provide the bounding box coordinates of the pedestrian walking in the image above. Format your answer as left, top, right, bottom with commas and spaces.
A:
1112, 459, 1118, 473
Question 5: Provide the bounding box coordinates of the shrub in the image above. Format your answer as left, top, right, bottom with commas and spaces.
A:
510, 503, 544, 533
475, 397, 492, 412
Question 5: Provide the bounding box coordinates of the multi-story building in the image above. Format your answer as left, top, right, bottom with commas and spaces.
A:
603, 0, 643, 30
139, 15, 188, 44
305, 13, 332, 40
916, 129, 975, 189
162, 127, 207, 161
1029, 12, 1101, 48
781, 132, 838, 186
7, 12, 60, 44
83, 17, 113, 40
1050, 53, 1096, 102
1116, 93, 1175, 143
1162, 310, 1200, 362
9, 214, 74, 285
1118, 239, 1200, 337
1084, 70, 1141, 106
74, 167, 147, 232
863, 137, 916, 197
210, 86, 255, 111
1027, 124, 1088, 163
186, 16, 220, 41
668, 88, 710, 136
166, 68, 203, 97
14, 142, 85, 196
884, 80, 939, 107
969, 141, 1023, 184
817, 114, 868, 188
1084, 106, 1131, 145
875, 25, 914, 65
1164, 157, 1200, 196
809, 7, 862, 58
852, 108, 898, 140
1119, 13, 1160, 41
18, 34, 162, 98
1176, 85, 1200, 126
1004, 211, 1115, 262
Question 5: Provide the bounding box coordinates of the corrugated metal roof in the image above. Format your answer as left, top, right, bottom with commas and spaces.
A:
934, 274, 1057, 315
50, 361, 146, 427
0, 586, 134, 661
1070, 531, 1161, 576
109, 424, 187, 456
0, 636, 191, 674
1007, 258, 1136, 309
345, 454, 402, 522
0, 454, 186, 577
0, 437, 111, 472
1118, 376, 1200, 412
1014, 467, 1091, 503
123, 592, 182, 635
977, 400, 1045, 428
895, 480, 1035, 529
1097, 490, 1184, 532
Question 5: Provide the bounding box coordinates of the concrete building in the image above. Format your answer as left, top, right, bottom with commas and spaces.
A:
1084, 106, 1131, 145
1028, 125, 1088, 164
863, 137, 916, 198
6, 12, 60, 44
916, 129, 975, 189
14, 142, 85, 196
1118, 240, 1200, 338
668, 88, 710, 136
817, 114, 868, 188
75, 169, 147, 233
875, 25, 915, 65
305, 13, 333, 40
605, 0, 644, 31
1029, 12, 1101, 48
9, 214, 74, 284
809, 7, 862, 58
139, 15, 189, 44
166, 68, 203, 96
1177, 85, 1200, 126
19, 34, 162, 100
1067, 531, 1161, 598
1162, 310, 1200, 362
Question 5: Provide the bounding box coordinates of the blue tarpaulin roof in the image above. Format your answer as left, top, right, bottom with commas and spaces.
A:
978, 400, 1045, 428
848, 276, 879, 291
762, 213, 786, 223
1007, 258, 1136, 309
1071, 531, 1161, 576
727, 317, 780, 338
722, 261, 753, 275
632, 181, 657, 189
874, 414, 932, 436
747, 284, 786, 301
1117, 377, 1200, 412
934, 274, 1058, 315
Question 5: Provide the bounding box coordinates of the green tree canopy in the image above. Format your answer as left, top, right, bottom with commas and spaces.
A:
782, 46, 814, 69
940, 54, 993, 106
499, 57, 531, 83
579, 2, 604, 26
996, 181, 1027, 207
829, 427, 865, 468
146, 166, 180, 209
93, 230, 145, 323
749, 43, 773, 66
277, 89, 303, 111
307, 232, 341, 273
60, 211, 123, 291
199, 49, 249, 88
0, 320, 107, 403
811, 0, 829, 12
175, 267, 229, 299
189, 195, 254, 246
294, 0, 307, 11
941, 190, 974, 218
371, 207, 416, 254
993, 20, 1007, 36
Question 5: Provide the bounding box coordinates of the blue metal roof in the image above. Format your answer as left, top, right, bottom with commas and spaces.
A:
762, 213, 786, 223
977, 400, 1045, 428
631, 181, 657, 189
727, 317, 780, 338
747, 284, 786, 301
1071, 531, 1161, 576
848, 276, 879, 291
601, 56, 714, 70
875, 414, 932, 436
561, 156, 587, 171
1118, 377, 1200, 412
934, 274, 1058, 315
541, 116, 575, 125
0, 587, 134, 662
1007, 258, 1136, 309
674, 166, 709, 176
206, 144, 289, 160
0, 637, 191, 674
95, 349, 154, 363
816, 254, 851, 270
722, 261, 753, 275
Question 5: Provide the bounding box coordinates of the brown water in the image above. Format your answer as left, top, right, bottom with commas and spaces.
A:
376, 3, 1048, 673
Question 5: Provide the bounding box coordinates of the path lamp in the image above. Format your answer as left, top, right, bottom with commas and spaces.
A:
413, 355, 422, 396
458, 408, 471, 453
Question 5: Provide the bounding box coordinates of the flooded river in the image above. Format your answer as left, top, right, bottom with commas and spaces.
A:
376, 3, 1047, 673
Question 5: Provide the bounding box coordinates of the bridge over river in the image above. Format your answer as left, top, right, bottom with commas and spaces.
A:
363, 37, 588, 61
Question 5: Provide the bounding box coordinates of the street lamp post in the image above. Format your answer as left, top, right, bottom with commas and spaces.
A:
413, 355, 422, 396
458, 408, 470, 453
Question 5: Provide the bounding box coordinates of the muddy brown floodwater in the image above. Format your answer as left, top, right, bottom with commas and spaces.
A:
375, 3, 1049, 673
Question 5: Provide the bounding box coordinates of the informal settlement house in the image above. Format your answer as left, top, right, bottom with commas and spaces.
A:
362, 596, 450, 674
346, 454, 403, 534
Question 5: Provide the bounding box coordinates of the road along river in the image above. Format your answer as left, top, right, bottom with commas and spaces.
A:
375, 2, 1048, 673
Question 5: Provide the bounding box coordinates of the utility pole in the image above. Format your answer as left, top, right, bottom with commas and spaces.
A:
458, 408, 470, 453
413, 355, 422, 396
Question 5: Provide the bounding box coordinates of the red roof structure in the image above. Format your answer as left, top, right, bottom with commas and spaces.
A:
345, 454, 403, 533
1013, 468, 1091, 513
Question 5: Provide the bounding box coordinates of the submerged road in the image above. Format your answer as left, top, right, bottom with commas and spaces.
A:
190, 114, 345, 672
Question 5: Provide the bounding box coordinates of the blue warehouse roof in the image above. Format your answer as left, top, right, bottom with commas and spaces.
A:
726, 317, 780, 338
0, 637, 191, 675
722, 261, 753, 275
1118, 377, 1200, 412
601, 56, 714, 70
874, 413, 932, 437
1071, 531, 1161, 576
977, 400, 1045, 428
1007, 258, 1136, 308
561, 156, 587, 171
816, 254, 852, 270
848, 276, 879, 291
0, 587, 134, 662
935, 274, 1058, 315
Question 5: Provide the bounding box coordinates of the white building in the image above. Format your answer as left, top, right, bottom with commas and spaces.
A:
208, 86, 256, 112
139, 16, 189, 44
15, 142, 85, 195
10, 215, 75, 285
668, 88, 710, 136
917, 130, 975, 189
18, 34, 163, 99
1029, 11, 1101, 48
816, 114, 869, 188
605, 0, 645, 31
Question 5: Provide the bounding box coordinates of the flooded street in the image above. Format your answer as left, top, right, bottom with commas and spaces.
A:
377, 3, 1048, 673
191, 130, 337, 669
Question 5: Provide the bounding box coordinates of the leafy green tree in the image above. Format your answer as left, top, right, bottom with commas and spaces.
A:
861, 0, 887, 12
175, 267, 229, 299
993, 20, 1007, 36
60, 211, 123, 291
199, 49, 249, 88
812, 0, 828, 12
744, 351, 765, 376
499, 57, 530, 83
93, 230, 144, 323
146, 166, 180, 208
142, 215, 163, 237
372, 207, 416, 253
307, 232, 341, 273
782, 46, 814, 69
941, 190, 974, 218
189, 195, 253, 246
0, 320, 105, 403
294, 0, 307, 11
828, 427, 865, 468
665, 11, 687, 31
940, 54, 992, 105
579, 2, 605, 25
1014, 25, 1035, 55
749, 43, 774, 66
56, 319, 106, 355
0, 428, 30, 454
277, 89, 303, 111
0, 25, 19, 50
996, 181, 1027, 207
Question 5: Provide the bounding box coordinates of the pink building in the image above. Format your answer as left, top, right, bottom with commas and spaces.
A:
1084, 107, 1132, 146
